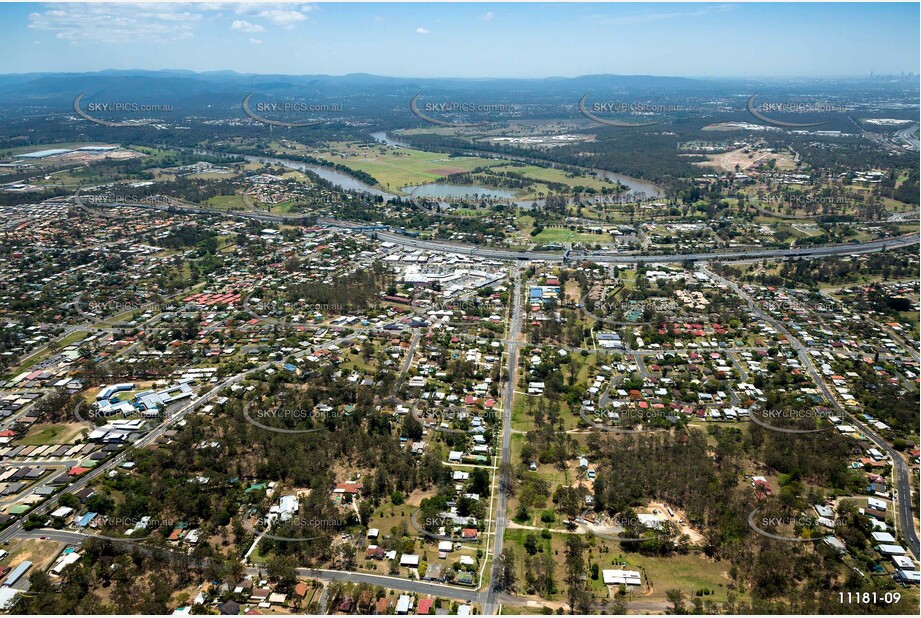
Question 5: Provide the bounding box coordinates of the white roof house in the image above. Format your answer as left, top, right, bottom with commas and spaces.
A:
602, 569, 642, 586
871, 531, 896, 544
396, 595, 412, 615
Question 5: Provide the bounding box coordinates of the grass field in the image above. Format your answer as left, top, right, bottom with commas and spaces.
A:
531, 227, 611, 245
504, 527, 740, 606
205, 194, 248, 210
315, 144, 502, 192
19, 423, 87, 446
626, 552, 737, 603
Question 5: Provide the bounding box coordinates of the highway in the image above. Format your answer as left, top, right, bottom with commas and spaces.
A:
895, 123, 920, 151
76, 198, 919, 265
703, 266, 919, 560
368, 228, 920, 264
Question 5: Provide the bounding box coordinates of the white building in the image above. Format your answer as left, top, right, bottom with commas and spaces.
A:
603, 569, 642, 587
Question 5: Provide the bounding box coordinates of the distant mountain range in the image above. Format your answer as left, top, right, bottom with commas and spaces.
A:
0, 70, 914, 116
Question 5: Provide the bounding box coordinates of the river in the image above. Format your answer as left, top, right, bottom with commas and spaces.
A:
222, 132, 662, 207
240, 154, 395, 201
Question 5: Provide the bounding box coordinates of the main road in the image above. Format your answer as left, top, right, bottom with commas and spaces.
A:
15, 529, 671, 612
703, 266, 919, 560
482, 267, 523, 615
0, 330, 361, 546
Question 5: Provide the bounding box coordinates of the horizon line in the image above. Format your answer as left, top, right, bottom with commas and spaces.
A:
0, 69, 917, 81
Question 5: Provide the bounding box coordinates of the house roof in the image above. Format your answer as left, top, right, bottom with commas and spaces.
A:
334, 481, 362, 494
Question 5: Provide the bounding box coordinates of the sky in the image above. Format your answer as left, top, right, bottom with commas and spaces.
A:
0, 2, 917, 78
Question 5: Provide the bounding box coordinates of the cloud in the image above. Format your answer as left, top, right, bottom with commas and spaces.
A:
256, 9, 308, 29
482, 12, 494, 22
416, 27, 430, 35
595, 4, 734, 26
225, 3, 315, 29
232, 20, 263, 33
27, 3, 314, 45
249, 38, 263, 45
28, 3, 203, 44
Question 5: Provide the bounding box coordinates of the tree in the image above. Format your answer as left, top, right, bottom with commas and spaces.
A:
524, 533, 539, 555
666, 589, 686, 614
267, 555, 297, 586
340, 543, 357, 571
494, 547, 517, 592
470, 468, 490, 497
401, 413, 423, 440
564, 535, 587, 614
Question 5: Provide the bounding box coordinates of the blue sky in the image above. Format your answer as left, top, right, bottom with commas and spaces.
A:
0, 2, 917, 78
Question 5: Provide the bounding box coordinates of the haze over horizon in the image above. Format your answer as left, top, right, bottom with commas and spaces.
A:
0, 2, 917, 79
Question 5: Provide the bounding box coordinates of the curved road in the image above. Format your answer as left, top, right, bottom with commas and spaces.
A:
704, 266, 919, 560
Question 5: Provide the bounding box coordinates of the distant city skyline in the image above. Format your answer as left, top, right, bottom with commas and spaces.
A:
0, 2, 917, 78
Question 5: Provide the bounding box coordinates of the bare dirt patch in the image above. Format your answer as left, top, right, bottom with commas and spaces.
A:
427, 167, 466, 176
694, 146, 797, 173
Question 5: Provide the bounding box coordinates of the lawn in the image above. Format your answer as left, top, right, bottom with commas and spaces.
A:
504, 528, 740, 606
19, 423, 87, 446
531, 227, 611, 245
205, 194, 248, 210
621, 552, 740, 604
